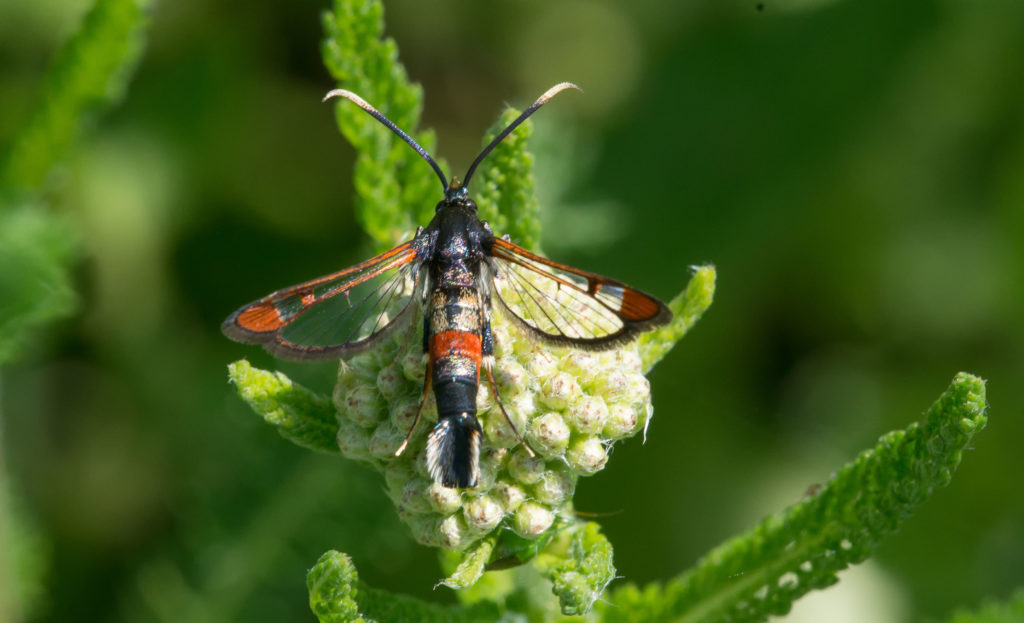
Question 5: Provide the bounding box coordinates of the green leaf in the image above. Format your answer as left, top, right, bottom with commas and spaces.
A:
227, 360, 339, 454
0, 205, 77, 364
307, 552, 368, 623
545, 522, 615, 616
321, 0, 443, 250
307, 551, 500, 623
439, 537, 496, 590
639, 265, 716, 373
475, 108, 542, 253
0, 0, 152, 192
945, 589, 1024, 623
594, 372, 987, 623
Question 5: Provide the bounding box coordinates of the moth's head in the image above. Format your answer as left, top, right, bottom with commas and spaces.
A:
438, 178, 476, 212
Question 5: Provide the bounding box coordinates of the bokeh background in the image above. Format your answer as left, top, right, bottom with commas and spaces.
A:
2, 0, 1023, 620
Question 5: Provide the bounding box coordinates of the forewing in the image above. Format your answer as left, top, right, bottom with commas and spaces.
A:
489, 238, 671, 350
222, 242, 422, 360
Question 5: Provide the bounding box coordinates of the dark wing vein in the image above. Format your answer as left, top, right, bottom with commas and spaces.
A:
223, 242, 422, 361
489, 238, 671, 350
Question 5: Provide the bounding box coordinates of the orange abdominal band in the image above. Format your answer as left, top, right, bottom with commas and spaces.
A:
430, 330, 482, 377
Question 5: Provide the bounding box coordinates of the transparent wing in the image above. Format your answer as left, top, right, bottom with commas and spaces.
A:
489, 238, 671, 350
222, 241, 422, 360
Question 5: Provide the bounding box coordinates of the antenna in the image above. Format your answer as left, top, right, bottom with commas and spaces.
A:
462, 82, 581, 188
323, 89, 448, 193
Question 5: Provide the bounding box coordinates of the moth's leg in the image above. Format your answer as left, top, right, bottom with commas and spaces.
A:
481, 321, 536, 458
396, 362, 432, 457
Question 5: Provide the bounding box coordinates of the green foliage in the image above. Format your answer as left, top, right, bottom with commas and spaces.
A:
639, 264, 716, 373
0, 0, 151, 619
306, 524, 617, 622
218, 2, 1001, 621
544, 522, 615, 616
945, 589, 1024, 623
0, 205, 77, 364
227, 360, 338, 454
321, 0, 444, 250
307, 552, 366, 623
307, 551, 499, 623
475, 108, 542, 252
591, 373, 987, 623
439, 537, 496, 590
0, 0, 152, 192
0, 477, 48, 622
0, 0, 152, 364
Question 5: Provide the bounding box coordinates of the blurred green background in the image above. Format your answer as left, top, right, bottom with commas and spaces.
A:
2, 0, 1023, 620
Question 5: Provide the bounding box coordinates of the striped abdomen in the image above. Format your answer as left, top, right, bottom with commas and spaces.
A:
425, 285, 484, 487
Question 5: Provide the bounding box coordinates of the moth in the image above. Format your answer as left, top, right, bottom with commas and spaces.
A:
222, 83, 672, 488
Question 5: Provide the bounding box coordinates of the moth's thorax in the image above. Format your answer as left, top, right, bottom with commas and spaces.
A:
427, 199, 490, 287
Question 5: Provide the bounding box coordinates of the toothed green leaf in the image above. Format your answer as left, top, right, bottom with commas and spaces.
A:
546, 522, 615, 616
307, 551, 499, 623
228, 360, 338, 454
307, 552, 367, 623
321, 0, 444, 250
594, 372, 987, 623
440, 537, 496, 590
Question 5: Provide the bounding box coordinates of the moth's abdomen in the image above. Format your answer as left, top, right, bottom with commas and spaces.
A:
426, 412, 482, 488
426, 285, 485, 487
428, 286, 483, 389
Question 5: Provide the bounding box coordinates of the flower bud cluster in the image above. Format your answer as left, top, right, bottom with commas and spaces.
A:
332, 298, 655, 551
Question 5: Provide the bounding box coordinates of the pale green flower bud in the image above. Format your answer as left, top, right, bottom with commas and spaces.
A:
341, 385, 384, 428
507, 447, 546, 485
427, 481, 464, 514
368, 423, 405, 459
532, 466, 576, 506
615, 348, 643, 371
565, 395, 609, 435
463, 495, 503, 533
406, 511, 443, 548
376, 363, 405, 401
438, 513, 471, 550
490, 324, 515, 356
475, 448, 503, 491
566, 438, 609, 475
491, 481, 526, 513
495, 359, 529, 394
346, 352, 381, 381
603, 403, 641, 440
594, 367, 629, 401
335, 418, 372, 462
507, 391, 537, 422
398, 478, 432, 514
527, 412, 571, 458
525, 349, 558, 379
482, 407, 520, 449
560, 351, 600, 378
540, 372, 580, 410
389, 397, 422, 432
511, 501, 555, 538
624, 373, 652, 406
333, 362, 361, 400
400, 350, 427, 383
